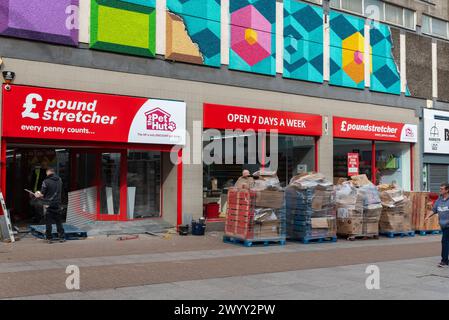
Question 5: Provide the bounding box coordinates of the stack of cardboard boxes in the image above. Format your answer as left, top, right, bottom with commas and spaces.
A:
285, 173, 337, 240
336, 182, 364, 236
336, 175, 382, 238
379, 185, 412, 234
225, 171, 285, 241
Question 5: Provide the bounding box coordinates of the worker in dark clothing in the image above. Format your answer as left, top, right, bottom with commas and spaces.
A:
35, 167, 65, 243
426, 182, 449, 268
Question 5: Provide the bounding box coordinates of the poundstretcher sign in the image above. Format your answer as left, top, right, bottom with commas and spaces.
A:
2, 85, 186, 145
333, 117, 417, 143
203, 103, 322, 136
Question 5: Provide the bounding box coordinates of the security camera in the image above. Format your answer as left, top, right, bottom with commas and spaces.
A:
4, 84, 11, 91
2, 71, 15, 84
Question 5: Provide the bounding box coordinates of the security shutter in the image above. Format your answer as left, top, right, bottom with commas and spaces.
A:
428, 165, 449, 192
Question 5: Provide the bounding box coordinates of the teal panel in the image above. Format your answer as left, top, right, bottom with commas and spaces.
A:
283, 0, 323, 83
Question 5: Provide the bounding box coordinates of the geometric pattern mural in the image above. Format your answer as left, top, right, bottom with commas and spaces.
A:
229, 0, 276, 76
330, 11, 367, 89
0, 0, 79, 46
370, 22, 401, 95
166, 0, 221, 67
283, 0, 323, 83
90, 0, 156, 57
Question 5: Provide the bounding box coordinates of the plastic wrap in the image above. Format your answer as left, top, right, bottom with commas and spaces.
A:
336, 182, 382, 237
225, 187, 286, 241
285, 174, 337, 240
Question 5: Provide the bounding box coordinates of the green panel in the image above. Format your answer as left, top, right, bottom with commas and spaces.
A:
90, 0, 156, 57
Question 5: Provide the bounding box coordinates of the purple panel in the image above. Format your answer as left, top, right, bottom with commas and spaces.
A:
0, 0, 79, 46
0, 0, 9, 33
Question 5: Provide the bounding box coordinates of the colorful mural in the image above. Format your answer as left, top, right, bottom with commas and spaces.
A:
283, 0, 323, 83
90, 0, 156, 57
330, 11, 367, 89
0, 0, 79, 46
229, 0, 276, 76
166, 0, 221, 67
370, 22, 401, 95
165, 0, 221, 67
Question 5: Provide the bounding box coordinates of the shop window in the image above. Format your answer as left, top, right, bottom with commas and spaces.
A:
127, 151, 161, 219
75, 153, 97, 190
203, 131, 315, 190
334, 139, 372, 182
375, 141, 410, 191
276, 136, 315, 186
334, 139, 411, 191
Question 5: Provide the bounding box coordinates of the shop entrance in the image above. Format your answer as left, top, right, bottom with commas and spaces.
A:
332, 116, 417, 191
5, 144, 162, 226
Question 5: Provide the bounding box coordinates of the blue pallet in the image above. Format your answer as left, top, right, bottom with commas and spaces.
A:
380, 231, 415, 238
30, 224, 87, 240
223, 235, 286, 247
289, 236, 337, 245
416, 230, 441, 236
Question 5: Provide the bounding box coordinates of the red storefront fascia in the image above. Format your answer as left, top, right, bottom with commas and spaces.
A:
203, 103, 323, 171
333, 116, 418, 189
0, 84, 187, 225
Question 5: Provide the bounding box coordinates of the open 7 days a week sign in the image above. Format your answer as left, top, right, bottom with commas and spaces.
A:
2, 85, 187, 146
203, 103, 322, 136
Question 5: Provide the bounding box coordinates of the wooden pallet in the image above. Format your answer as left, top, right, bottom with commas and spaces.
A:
289, 236, 337, 244
380, 231, 415, 238
223, 235, 286, 247
415, 230, 442, 236
338, 234, 379, 241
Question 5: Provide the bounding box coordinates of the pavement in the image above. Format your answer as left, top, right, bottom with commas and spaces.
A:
0, 232, 447, 300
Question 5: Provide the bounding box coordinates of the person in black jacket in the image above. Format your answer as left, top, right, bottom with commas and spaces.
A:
35, 167, 65, 243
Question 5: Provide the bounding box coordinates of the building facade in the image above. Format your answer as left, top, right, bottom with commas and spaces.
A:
0, 0, 448, 227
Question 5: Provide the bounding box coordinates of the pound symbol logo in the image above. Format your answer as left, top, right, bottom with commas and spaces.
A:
22, 93, 41, 119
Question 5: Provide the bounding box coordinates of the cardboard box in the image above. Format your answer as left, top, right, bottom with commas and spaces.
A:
312, 217, 329, 229
364, 207, 382, 219
254, 221, 280, 239
311, 190, 335, 210
364, 221, 379, 235
255, 190, 284, 209
337, 217, 363, 235
336, 206, 362, 219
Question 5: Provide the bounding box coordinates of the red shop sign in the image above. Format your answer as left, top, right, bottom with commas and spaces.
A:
2, 85, 186, 145
203, 103, 322, 136
347, 153, 359, 177
333, 117, 417, 143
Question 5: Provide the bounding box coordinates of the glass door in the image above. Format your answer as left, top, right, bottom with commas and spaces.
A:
72, 149, 127, 221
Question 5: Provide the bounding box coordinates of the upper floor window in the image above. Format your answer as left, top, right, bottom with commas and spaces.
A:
330, 0, 416, 30
422, 15, 449, 39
